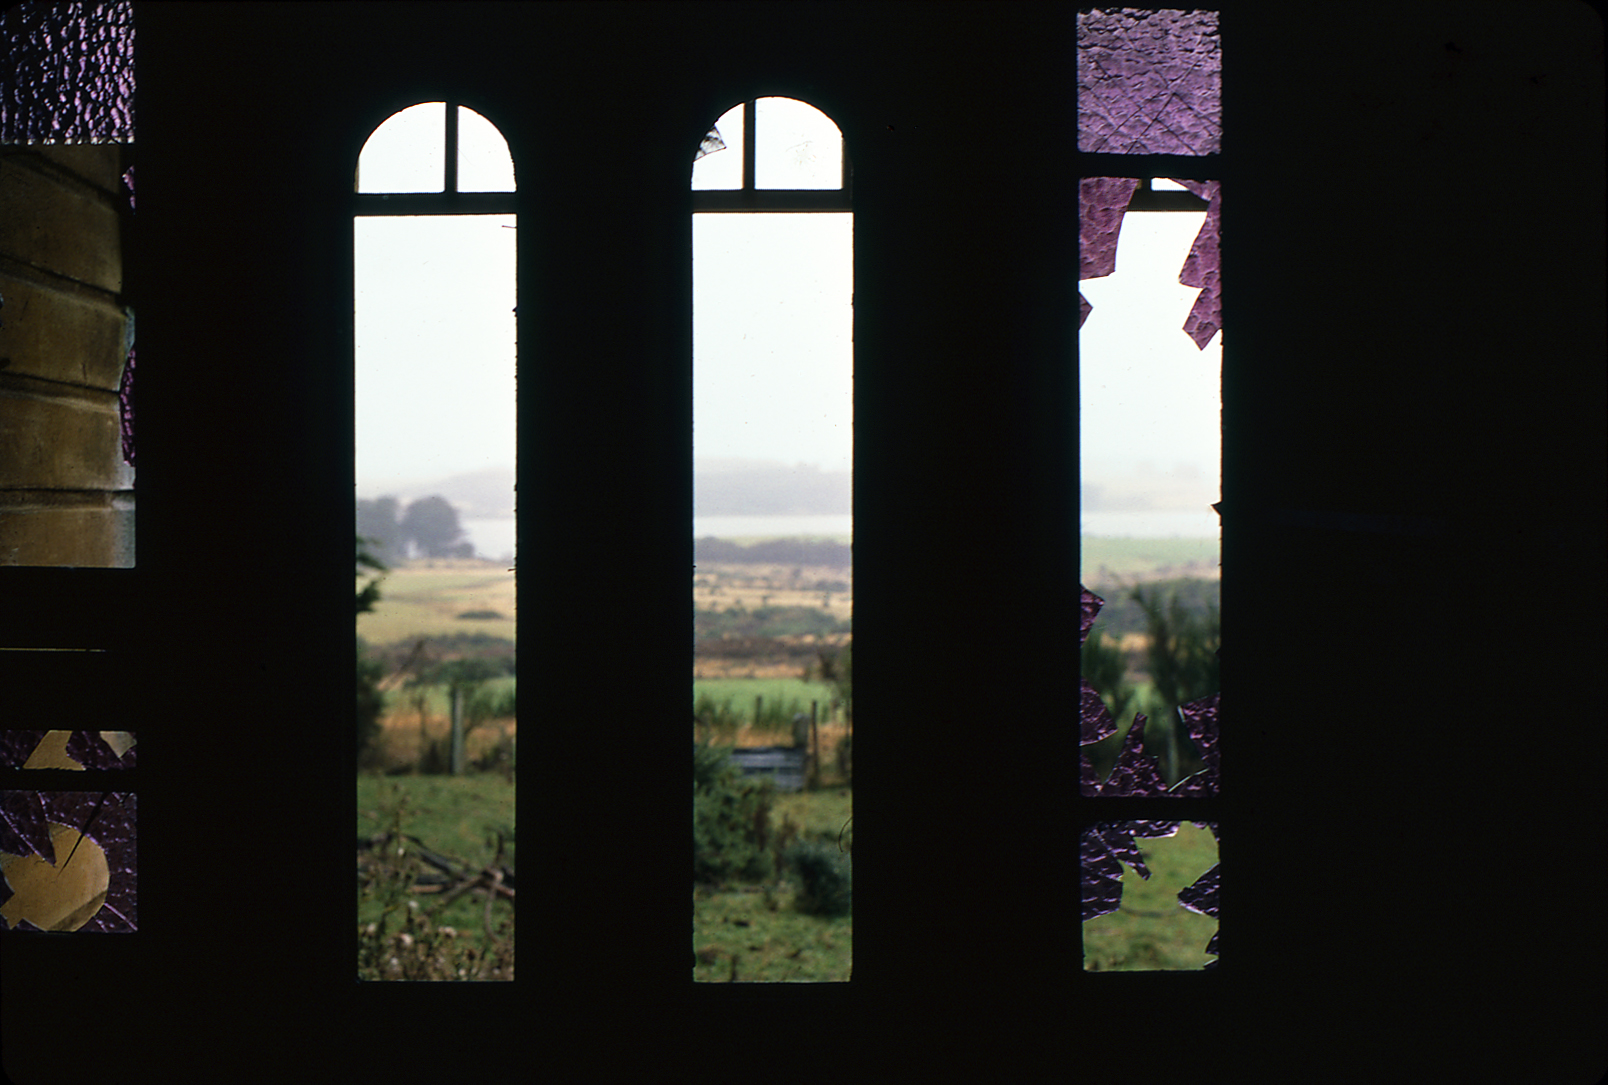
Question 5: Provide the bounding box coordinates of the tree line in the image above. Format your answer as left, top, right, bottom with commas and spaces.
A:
358, 495, 473, 564
694, 536, 851, 568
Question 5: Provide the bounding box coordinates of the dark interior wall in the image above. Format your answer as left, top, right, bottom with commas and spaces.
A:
1, 3, 1602, 1081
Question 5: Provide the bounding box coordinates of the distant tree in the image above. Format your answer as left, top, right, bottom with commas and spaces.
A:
1130, 585, 1220, 783
357, 497, 405, 564
356, 536, 389, 765
808, 641, 852, 724
400, 495, 468, 558
356, 535, 387, 616
1080, 627, 1137, 728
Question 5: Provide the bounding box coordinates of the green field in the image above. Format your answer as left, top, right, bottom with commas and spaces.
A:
357, 773, 515, 877
1082, 821, 1218, 971
693, 786, 853, 982
1081, 536, 1218, 586
357, 772, 516, 978
358, 561, 516, 646
380, 675, 517, 719
693, 676, 844, 727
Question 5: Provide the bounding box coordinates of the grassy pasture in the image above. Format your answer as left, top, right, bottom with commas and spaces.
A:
1081, 536, 1219, 588
382, 675, 517, 719
693, 786, 853, 983
694, 561, 852, 623
358, 559, 516, 646
694, 677, 843, 726
1082, 821, 1219, 971
357, 773, 516, 969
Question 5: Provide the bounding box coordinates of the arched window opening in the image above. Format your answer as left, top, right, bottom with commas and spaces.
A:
353, 101, 517, 982
691, 98, 853, 983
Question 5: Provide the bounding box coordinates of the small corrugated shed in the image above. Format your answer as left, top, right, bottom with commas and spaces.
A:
698, 745, 808, 792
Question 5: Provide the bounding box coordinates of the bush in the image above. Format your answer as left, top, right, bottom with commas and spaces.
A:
693, 743, 776, 885
784, 839, 852, 917
357, 643, 386, 768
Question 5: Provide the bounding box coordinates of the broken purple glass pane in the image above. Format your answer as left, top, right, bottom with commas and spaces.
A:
0, 1, 135, 145
1083, 819, 1218, 968
1078, 177, 1140, 329
1078, 8, 1221, 156
1080, 587, 1219, 964
1172, 178, 1221, 349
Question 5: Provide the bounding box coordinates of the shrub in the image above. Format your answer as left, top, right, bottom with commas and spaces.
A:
357, 643, 387, 768
693, 743, 776, 885
784, 839, 852, 917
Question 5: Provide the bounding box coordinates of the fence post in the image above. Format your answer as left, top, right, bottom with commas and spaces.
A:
810, 700, 820, 790
451, 687, 465, 776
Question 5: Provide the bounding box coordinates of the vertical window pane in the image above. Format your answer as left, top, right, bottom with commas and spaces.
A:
1082, 820, 1218, 971
1079, 207, 1220, 796
356, 103, 445, 193
355, 216, 516, 496
693, 211, 853, 982
355, 211, 516, 980
1077, 7, 1222, 156
1080, 210, 1219, 554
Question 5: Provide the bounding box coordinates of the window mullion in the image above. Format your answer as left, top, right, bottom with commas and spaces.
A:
741, 100, 755, 192
444, 101, 458, 194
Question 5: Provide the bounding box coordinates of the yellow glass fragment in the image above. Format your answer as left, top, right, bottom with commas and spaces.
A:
0, 822, 111, 932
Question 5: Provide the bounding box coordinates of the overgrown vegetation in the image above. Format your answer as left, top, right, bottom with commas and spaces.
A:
356, 780, 514, 981
692, 767, 853, 982
694, 604, 850, 643
693, 742, 778, 884
1082, 582, 1218, 788
783, 839, 852, 918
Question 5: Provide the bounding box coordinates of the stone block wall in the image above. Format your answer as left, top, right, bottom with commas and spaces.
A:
0, 144, 134, 566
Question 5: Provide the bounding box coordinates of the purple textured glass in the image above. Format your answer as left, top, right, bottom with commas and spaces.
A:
1079, 176, 1220, 348
1079, 587, 1219, 964
1078, 8, 1221, 156
1172, 178, 1222, 349
1078, 177, 1140, 329
0, 1, 135, 144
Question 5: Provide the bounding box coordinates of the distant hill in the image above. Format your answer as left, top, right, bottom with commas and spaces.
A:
695, 459, 850, 516
358, 467, 514, 521
360, 459, 850, 520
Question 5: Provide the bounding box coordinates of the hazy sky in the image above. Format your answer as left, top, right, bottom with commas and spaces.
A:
353, 100, 1216, 520
693, 213, 853, 473
1079, 209, 1221, 509
354, 214, 517, 501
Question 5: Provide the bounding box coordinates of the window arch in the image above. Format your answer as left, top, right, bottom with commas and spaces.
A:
691, 97, 854, 982
352, 101, 518, 981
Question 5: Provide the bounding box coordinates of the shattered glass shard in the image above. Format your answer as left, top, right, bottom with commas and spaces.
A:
696, 127, 726, 161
